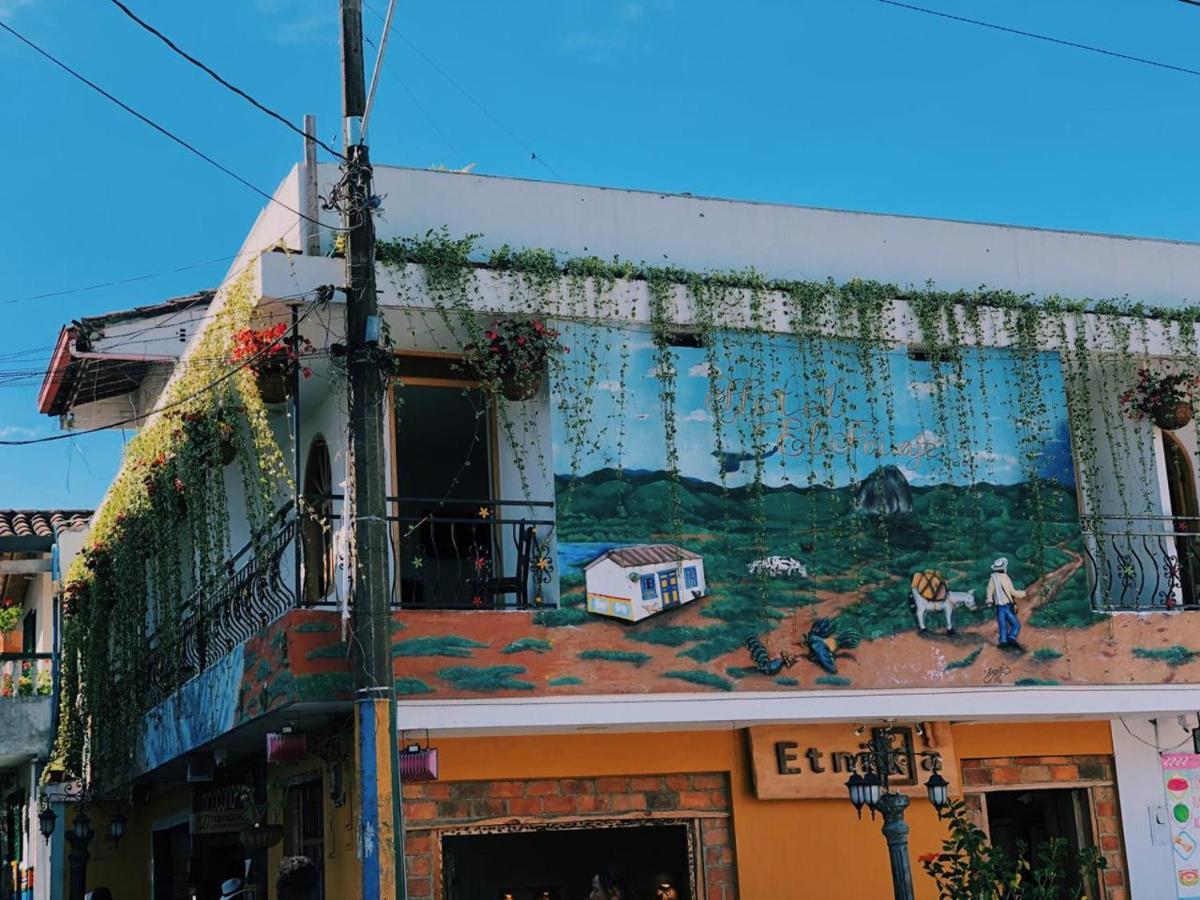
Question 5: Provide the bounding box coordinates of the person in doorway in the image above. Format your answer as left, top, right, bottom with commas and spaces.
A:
588, 865, 628, 900
276, 856, 320, 900
986, 557, 1026, 652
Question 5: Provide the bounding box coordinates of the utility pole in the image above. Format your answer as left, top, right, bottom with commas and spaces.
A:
339, 1, 404, 898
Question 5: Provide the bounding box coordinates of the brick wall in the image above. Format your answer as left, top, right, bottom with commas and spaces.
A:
961, 755, 1127, 900
401, 773, 736, 899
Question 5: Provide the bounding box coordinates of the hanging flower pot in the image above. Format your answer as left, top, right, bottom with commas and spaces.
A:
501, 364, 543, 402
255, 367, 291, 405
229, 323, 315, 405
1154, 402, 1193, 431
464, 318, 566, 403
238, 823, 283, 850
1121, 368, 1199, 429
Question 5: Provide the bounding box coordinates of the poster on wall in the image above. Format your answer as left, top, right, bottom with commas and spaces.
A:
1161, 754, 1200, 898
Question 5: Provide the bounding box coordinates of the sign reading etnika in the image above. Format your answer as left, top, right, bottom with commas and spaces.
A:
747, 724, 961, 801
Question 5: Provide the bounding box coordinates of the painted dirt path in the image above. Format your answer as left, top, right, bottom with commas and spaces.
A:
382, 548, 1200, 699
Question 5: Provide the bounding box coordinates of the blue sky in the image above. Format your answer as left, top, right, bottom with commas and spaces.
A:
551, 327, 1073, 489
1, 0, 1197, 508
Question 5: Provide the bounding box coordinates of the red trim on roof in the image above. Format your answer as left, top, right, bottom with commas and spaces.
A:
37, 327, 76, 415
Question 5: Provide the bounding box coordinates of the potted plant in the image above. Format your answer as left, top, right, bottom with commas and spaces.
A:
1121, 367, 1200, 431
229, 323, 315, 404
466, 318, 567, 401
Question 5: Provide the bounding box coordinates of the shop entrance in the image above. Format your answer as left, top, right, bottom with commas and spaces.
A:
986, 788, 1097, 898
442, 820, 695, 900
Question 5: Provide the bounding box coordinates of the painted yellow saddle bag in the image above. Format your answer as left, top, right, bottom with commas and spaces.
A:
911, 570, 948, 603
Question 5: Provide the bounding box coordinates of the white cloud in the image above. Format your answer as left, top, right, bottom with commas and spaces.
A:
0, 425, 37, 439
907, 380, 936, 400
688, 361, 714, 378
597, 381, 623, 393
974, 450, 1018, 469
0, 0, 34, 20
644, 364, 676, 380
683, 408, 711, 422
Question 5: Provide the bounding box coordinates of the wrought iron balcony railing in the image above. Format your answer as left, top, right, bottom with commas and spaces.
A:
143, 507, 297, 708
321, 494, 555, 610
1083, 516, 1200, 611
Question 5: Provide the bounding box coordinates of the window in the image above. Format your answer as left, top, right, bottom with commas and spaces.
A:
640, 574, 657, 600
683, 566, 698, 589
286, 778, 325, 899
302, 436, 333, 605
21, 609, 36, 654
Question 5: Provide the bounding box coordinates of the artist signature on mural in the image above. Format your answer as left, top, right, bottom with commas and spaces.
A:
983, 665, 1011, 685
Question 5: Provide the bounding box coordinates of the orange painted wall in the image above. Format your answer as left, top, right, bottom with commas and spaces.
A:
427, 720, 1115, 900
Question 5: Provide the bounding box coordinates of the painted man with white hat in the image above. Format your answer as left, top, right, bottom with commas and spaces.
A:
986, 557, 1027, 652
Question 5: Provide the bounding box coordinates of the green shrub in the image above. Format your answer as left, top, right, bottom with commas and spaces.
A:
392, 635, 488, 658
501, 638, 553, 654
578, 649, 651, 666
662, 670, 734, 692
437, 665, 534, 692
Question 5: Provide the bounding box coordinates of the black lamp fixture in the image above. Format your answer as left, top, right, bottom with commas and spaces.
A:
71, 811, 93, 842
108, 811, 127, 846
842, 724, 950, 900
38, 806, 57, 843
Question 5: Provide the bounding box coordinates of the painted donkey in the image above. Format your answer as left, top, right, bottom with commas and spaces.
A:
910, 570, 977, 633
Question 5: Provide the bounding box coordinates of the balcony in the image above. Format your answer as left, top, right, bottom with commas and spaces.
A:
142, 508, 298, 709
0, 653, 54, 764
140, 492, 555, 711
324, 495, 556, 610
1083, 516, 1200, 611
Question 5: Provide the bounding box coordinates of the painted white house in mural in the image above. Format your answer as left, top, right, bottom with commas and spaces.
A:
584, 544, 707, 622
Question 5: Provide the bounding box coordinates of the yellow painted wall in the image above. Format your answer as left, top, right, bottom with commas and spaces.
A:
67, 719, 1114, 900
81, 784, 190, 898
424, 720, 1115, 900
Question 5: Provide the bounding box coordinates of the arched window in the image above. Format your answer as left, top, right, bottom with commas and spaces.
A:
302, 436, 333, 605
1163, 432, 1199, 607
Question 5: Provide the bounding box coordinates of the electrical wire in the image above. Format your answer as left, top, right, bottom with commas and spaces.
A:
104, 0, 346, 161
363, 32, 461, 161
0, 20, 336, 231
877, 0, 1200, 79
362, 0, 559, 177
0, 290, 329, 446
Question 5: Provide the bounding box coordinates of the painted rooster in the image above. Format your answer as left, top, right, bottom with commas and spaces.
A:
745, 635, 795, 676
800, 617, 861, 674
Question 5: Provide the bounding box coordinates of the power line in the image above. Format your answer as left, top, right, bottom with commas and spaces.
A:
878, 0, 1200, 79
0, 291, 329, 446
1, 253, 237, 306
104, 0, 346, 161
362, 1, 559, 177
363, 32, 461, 160
0, 20, 336, 230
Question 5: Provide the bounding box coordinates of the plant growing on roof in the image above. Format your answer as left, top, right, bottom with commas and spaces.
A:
229, 322, 316, 404
1120, 367, 1200, 431
467, 317, 568, 401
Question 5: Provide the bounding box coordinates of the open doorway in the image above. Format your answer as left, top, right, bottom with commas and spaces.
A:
441, 821, 695, 900
986, 788, 1098, 899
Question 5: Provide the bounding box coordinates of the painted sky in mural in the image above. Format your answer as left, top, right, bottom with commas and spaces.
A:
551, 326, 1074, 491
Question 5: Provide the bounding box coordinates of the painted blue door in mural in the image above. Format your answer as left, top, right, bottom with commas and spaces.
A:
658, 569, 680, 608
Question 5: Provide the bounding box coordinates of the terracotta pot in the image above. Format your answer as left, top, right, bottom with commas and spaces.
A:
1154, 402, 1193, 431
239, 823, 283, 850
255, 368, 291, 405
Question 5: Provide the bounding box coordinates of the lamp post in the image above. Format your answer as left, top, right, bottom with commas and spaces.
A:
65, 811, 93, 900
843, 725, 950, 900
